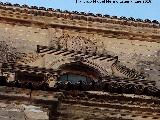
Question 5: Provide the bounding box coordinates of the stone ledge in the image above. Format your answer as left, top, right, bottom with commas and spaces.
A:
0, 86, 62, 111
0, 86, 31, 101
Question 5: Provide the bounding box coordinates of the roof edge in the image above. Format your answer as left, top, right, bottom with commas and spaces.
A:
0, 1, 160, 28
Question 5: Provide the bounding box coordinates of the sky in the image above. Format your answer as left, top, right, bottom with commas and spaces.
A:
0, 0, 160, 20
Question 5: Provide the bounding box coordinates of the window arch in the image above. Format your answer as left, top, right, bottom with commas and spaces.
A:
58, 62, 102, 83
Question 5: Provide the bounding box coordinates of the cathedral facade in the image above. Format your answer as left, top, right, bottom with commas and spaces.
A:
0, 2, 160, 120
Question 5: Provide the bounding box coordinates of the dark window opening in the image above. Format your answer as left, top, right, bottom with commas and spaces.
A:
15, 71, 45, 82
59, 73, 92, 84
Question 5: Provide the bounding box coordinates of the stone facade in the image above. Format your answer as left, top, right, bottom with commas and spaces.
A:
0, 8, 159, 85
0, 3, 160, 120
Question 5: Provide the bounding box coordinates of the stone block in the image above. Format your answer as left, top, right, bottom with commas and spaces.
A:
24, 109, 49, 120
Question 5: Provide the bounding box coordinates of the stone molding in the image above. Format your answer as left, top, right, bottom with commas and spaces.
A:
0, 3, 159, 29
0, 4, 160, 43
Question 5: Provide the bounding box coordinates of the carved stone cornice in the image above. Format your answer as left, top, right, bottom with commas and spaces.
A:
0, 4, 159, 29
0, 4, 160, 43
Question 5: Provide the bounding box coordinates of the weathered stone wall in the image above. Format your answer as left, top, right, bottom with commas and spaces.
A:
0, 22, 159, 85
0, 85, 62, 120
0, 102, 49, 120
